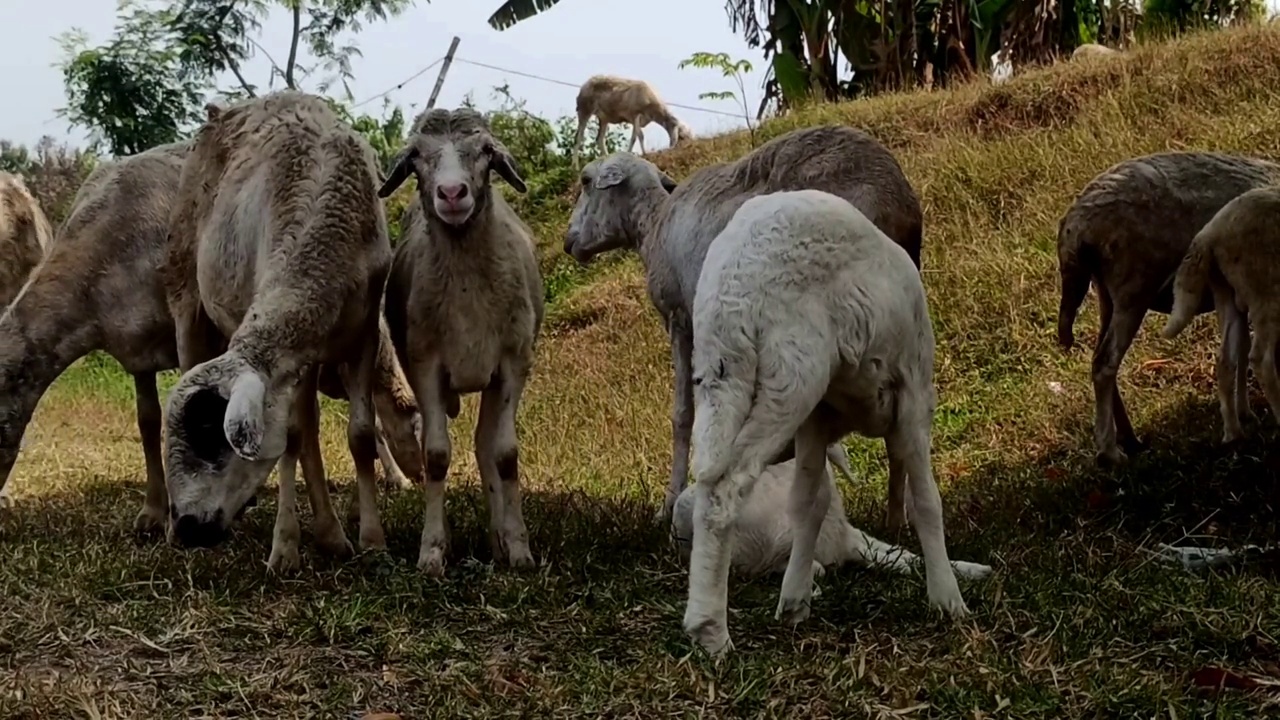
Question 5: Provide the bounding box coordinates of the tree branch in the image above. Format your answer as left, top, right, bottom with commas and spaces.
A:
246, 35, 284, 85
218, 43, 256, 96
285, 0, 303, 90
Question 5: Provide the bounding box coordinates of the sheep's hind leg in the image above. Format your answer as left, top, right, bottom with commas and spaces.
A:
348, 337, 387, 552
1248, 318, 1280, 425
1092, 303, 1145, 467
476, 361, 534, 570
411, 357, 451, 576
267, 427, 303, 574
1215, 291, 1247, 444
846, 527, 992, 581
775, 417, 832, 626
296, 366, 354, 559
888, 400, 967, 617
1234, 308, 1257, 424
132, 372, 169, 535
657, 323, 695, 523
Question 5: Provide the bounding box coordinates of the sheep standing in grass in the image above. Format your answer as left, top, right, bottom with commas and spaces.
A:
564, 126, 924, 524
161, 91, 395, 571
681, 188, 970, 656
1071, 43, 1121, 61
672, 456, 992, 582
1056, 151, 1280, 466
377, 107, 543, 576
0, 139, 422, 538
1163, 186, 1280, 441
572, 75, 694, 167
0, 171, 52, 310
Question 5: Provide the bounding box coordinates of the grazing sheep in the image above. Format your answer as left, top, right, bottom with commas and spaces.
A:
1056, 151, 1280, 466
572, 74, 694, 167
672, 456, 992, 583
1163, 186, 1280, 441
0, 140, 422, 536
160, 91, 395, 572
564, 126, 924, 523
681, 188, 969, 656
0, 171, 52, 310
377, 107, 544, 576
1071, 43, 1121, 60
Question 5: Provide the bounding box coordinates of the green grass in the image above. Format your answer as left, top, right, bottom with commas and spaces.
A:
6, 24, 1280, 717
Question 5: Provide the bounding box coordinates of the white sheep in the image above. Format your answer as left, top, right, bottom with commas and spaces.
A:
160, 91, 394, 572
1072, 43, 1121, 61
0, 171, 52, 311
682, 188, 974, 656
672, 456, 992, 582
572, 74, 694, 167
1163, 185, 1280, 441
564, 128, 924, 524
378, 107, 544, 577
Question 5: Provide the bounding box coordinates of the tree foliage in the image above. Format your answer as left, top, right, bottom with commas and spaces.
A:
58, 0, 417, 157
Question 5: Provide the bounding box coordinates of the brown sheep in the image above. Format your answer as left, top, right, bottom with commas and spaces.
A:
572, 74, 694, 167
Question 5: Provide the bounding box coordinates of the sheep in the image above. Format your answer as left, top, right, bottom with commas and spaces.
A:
563, 125, 924, 524
0, 139, 422, 539
1056, 151, 1280, 466
377, 106, 544, 576
1071, 43, 1121, 61
1162, 186, 1280, 442
0, 171, 52, 310
160, 90, 396, 572
572, 74, 694, 168
681, 188, 971, 656
672, 454, 993, 583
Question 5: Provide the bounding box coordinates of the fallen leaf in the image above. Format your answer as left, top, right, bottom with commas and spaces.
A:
1190, 666, 1259, 693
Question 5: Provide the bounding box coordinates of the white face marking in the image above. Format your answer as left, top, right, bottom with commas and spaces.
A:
430, 141, 475, 225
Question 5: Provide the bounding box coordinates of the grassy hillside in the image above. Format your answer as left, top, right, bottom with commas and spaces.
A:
5, 24, 1280, 717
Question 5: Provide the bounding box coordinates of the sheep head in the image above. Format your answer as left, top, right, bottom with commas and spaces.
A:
564, 152, 678, 265
673, 120, 695, 146
378, 107, 527, 229
163, 353, 298, 549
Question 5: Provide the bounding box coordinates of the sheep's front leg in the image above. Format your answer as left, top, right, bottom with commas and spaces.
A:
475, 361, 534, 570
1215, 292, 1248, 443
630, 118, 647, 155
596, 121, 610, 157
268, 431, 302, 574
296, 366, 353, 559
657, 321, 695, 523
132, 372, 169, 535
572, 112, 589, 167
412, 356, 452, 576
775, 418, 831, 626
347, 337, 387, 552
888, 402, 967, 617
885, 449, 915, 532
375, 422, 415, 490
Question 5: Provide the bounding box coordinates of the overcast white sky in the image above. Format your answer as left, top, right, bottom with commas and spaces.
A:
0, 0, 768, 151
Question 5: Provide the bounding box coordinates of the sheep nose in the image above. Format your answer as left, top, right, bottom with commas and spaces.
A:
173, 511, 228, 548
436, 183, 468, 202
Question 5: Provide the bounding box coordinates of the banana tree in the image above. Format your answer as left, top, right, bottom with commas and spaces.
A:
487, 0, 565, 30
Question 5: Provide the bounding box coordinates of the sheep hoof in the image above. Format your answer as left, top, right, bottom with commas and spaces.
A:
1120, 436, 1147, 455
359, 525, 387, 552
927, 575, 970, 618
267, 542, 301, 574
133, 504, 167, 536
952, 560, 993, 581
775, 595, 812, 627
1094, 448, 1128, 469
417, 547, 447, 577
314, 526, 354, 559
683, 612, 732, 657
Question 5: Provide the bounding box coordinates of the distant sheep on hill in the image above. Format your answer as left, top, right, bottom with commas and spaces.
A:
572, 74, 694, 167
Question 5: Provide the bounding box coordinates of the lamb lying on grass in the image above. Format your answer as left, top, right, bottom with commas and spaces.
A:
161, 91, 396, 571
1056, 151, 1280, 466
672, 457, 993, 582
682, 188, 972, 656
1162, 185, 1280, 441
564, 126, 924, 524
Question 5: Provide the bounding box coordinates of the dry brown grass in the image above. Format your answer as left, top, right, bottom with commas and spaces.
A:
5, 23, 1280, 718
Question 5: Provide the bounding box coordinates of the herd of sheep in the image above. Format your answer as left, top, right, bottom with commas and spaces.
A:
0, 81, 1277, 656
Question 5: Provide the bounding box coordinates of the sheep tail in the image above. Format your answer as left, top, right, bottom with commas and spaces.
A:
689, 325, 759, 487
1162, 233, 1214, 339
1056, 217, 1094, 352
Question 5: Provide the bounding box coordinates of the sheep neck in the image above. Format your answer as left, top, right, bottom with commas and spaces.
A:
631, 182, 675, 271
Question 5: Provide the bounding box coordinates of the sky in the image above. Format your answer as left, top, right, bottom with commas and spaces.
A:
0, 0, 768, 151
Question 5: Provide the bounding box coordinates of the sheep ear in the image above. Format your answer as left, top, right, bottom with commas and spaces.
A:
224, 371, 267, 461
658, 171, 678, 193
484, 140, 527, 194
378, 146, 419, 198
594, 163, 627, 189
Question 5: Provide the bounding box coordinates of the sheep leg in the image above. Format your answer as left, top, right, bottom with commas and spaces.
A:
475, 362, 534, 570
412, 356, 451, 576
1215, 288, 1247, 443
572, 111, 589, 167
845, 527, 992, 581
348, 335, 387, 552
296, 366, 353, 559
375, 420, 414, 490
630, 118, 647, 155
1234, 308, 1257, 424
657, 321, 695, 523
775, 417, 832, 627
267, 420, 303, 574
887, 401, 967, 617
596, 120, 610, 156
1091, 304, 1145, 467
1249, 320, 1280, 424
885, 448, 915, 532
132, 372, 169, 536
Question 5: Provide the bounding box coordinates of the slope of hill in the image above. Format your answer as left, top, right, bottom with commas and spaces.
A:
5, 24, 1280, 717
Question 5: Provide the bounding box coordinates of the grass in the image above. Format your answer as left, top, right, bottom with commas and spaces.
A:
7, 24, 1280, 718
